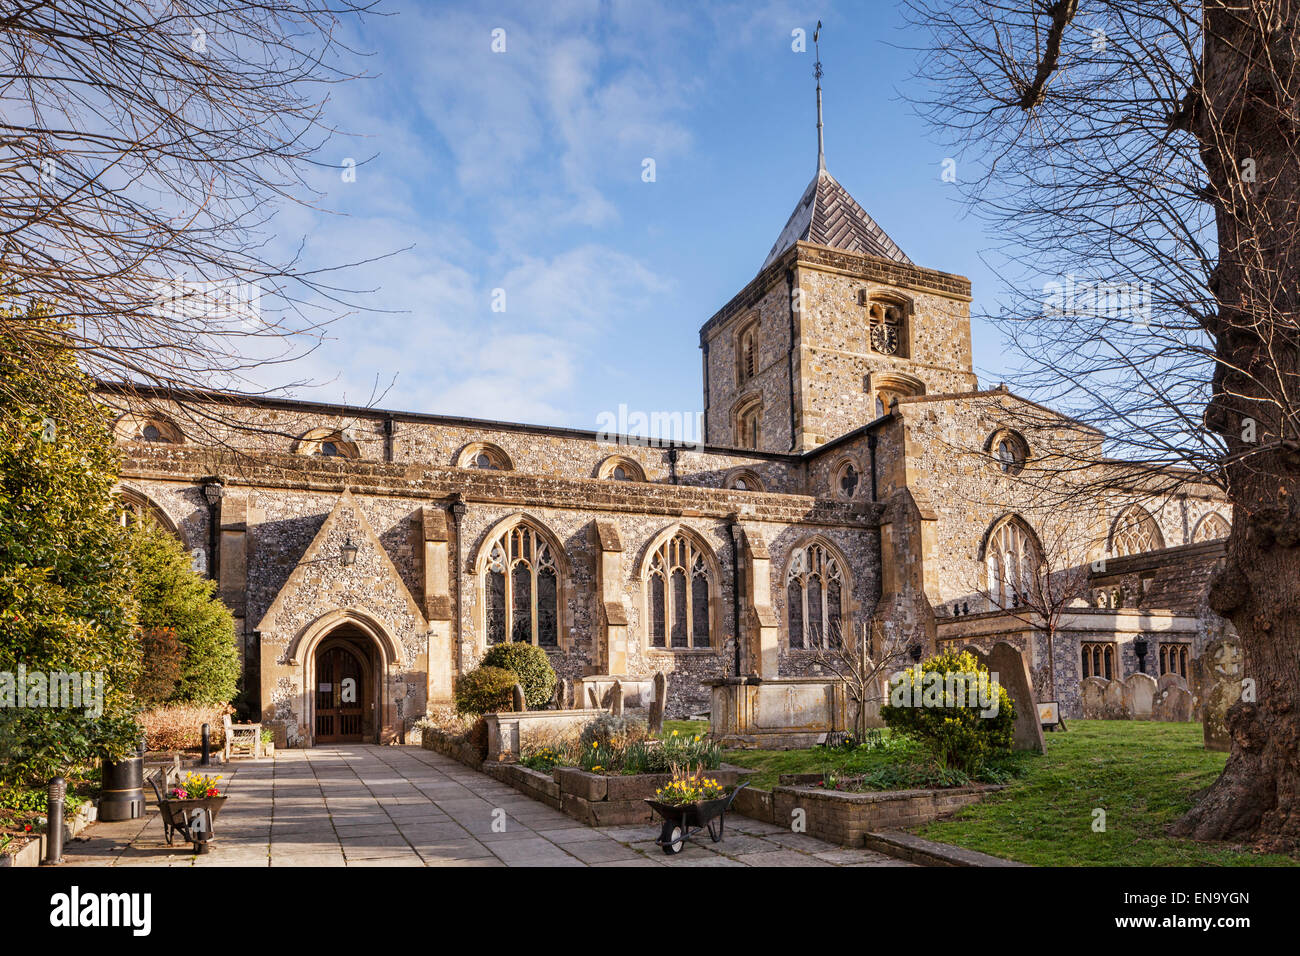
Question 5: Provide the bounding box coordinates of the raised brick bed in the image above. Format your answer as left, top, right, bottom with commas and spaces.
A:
419, 727, 483, 769
488, 763, 755, 827
482, 763, 561, 810
735, 782, 1004, 847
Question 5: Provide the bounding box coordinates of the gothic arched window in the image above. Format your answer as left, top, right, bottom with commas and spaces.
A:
787, 542, 845, 649
1111, 505, 1165, 555
985, 516, 1040, 610
646, 532, 714, 649
1081, 641, 1116, 680
483, 522, 560, 647
1192, 512, 1230, 542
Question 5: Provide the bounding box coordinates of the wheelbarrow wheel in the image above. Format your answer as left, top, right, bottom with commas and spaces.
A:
659, 821, 685, 854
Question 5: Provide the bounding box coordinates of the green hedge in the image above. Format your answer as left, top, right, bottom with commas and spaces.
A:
480, 642, 557, 710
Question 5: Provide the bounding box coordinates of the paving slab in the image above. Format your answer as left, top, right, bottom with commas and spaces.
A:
60, 745, 916, 868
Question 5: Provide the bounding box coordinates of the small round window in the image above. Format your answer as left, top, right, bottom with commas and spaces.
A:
989, 431, 1028, 476
834, 461, 860, 499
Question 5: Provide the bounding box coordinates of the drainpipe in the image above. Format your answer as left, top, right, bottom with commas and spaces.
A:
785, 268, 798, 452
200, 476, 224, 582
383, 416, 396, 463
867, 433, 879, 502
449, 494, 467, 668
728, 516, 743, 677
701, 342, 710, 445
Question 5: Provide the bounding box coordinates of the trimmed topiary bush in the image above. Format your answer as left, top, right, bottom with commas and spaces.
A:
481, 641, 557, 710
454, 665, 518, 716
880, 649, 1015, 774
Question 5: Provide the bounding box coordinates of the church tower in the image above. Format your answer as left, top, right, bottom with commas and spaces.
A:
700, 28, 978, 453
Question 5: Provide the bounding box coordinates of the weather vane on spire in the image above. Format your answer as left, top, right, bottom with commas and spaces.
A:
814, 20, 825, 172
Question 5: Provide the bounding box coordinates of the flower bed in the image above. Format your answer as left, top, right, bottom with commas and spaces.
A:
486, 762, 755, 827
0, 800, 98, 868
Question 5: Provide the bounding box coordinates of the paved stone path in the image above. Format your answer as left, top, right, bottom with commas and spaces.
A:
63, 745, 911, 867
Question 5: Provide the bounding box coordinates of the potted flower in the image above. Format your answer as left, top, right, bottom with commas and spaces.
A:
158, 772, 227, 852
260, 728, 275, 757
645, 766, 745, 855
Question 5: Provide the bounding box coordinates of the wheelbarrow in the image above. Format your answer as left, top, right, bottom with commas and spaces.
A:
145, 772, 227, 854
645, 783, 748, 854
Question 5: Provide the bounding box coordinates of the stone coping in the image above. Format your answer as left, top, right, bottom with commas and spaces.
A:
863, 829, 1028, 867
732, 779, 1005, 849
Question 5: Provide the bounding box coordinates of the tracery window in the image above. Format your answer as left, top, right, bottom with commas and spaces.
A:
787, 543, 845, 649
985, 516, 1040, 609
1159, 642, 1190, 679
1192, 512, 1230, 542
484, 523, 559, 647
1081, 641, 1117, 680
646, 533, 713, 649
597, 456, 646, 482
834, 460, 860, 499
1111, 505, 1164, 556
726, 470, 763, 492
295, 427, 359, 459
116, 414, 183, 444
987, 429, 1028, 476
458, 442, 512, 471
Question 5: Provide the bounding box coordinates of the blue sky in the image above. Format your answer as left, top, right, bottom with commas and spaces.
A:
276, 0, 1012, 428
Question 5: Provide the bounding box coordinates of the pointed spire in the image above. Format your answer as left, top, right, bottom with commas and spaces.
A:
814, 20, 825, 172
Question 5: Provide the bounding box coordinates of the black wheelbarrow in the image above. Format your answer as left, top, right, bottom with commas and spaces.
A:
645, 783, 748, 855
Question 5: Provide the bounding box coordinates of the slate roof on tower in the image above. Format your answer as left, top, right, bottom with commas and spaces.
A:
761, 167, 912, 270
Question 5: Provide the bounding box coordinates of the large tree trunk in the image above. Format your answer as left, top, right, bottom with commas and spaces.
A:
1172, 0, 1300, 853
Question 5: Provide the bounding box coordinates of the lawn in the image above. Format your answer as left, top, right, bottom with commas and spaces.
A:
719, 732, 935, 790
915, 720, 1297, 866
662, 719, 709, 739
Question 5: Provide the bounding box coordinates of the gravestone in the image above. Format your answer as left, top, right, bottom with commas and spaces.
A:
1080, 677, 1109, 718
1124, 672, 1158, 720
554, 678, 570, 711
1200, 638, 1244, 752
973, 642, 1045, 753
511, 683, 527, 713
647, 671, 667, 734
1153, 673, 1193, 722
1102, 679, 1128, 718
610, 680, 625, 717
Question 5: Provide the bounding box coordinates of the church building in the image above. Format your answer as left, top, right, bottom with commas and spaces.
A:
105, 74, 1233, 745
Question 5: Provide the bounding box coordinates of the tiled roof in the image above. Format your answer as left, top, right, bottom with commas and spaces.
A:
762, 168, 911, 270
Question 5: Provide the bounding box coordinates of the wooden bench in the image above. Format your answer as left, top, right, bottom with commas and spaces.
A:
223, 714, 263, 760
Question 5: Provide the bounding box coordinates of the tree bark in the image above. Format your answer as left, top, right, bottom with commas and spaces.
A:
1171, 0, 1300, 853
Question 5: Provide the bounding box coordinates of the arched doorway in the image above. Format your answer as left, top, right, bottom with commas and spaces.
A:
312, 625, 380, 744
